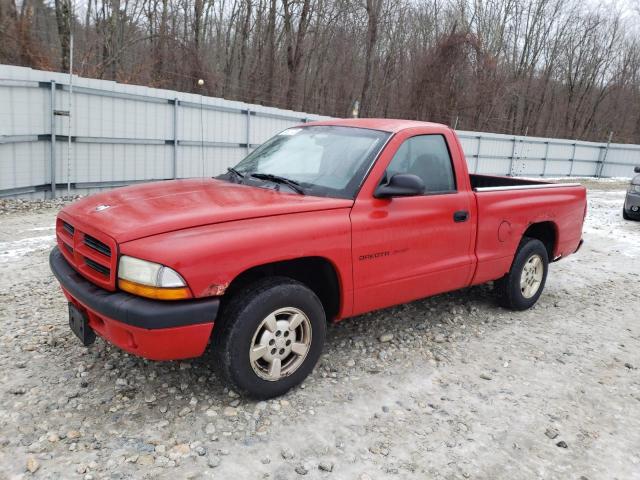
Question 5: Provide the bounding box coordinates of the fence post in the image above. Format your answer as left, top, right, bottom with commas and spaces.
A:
597, 131, 613, 178
246, 109, 251, 155
173, 98, 178, 179
508, 135, 517, 176
475, 136, 481, 173
541, 141, 550, 177
568, 142, 576, 176
50, 81, 56, 198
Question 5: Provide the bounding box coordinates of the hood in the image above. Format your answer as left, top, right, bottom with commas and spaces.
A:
61, 179, 353, 243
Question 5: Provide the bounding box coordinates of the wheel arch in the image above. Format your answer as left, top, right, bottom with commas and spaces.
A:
522, 221, 557, 260
223, 257, 342, 321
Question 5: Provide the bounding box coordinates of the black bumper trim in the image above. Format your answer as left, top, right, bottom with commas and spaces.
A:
50, 247, 219, 330
624, 208, 640, 219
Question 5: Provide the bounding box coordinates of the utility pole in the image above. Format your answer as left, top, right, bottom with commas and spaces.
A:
597, 131, 614, 178
67, 30, 74, 196
198, 79, 205, 177
351, 100, 360, 119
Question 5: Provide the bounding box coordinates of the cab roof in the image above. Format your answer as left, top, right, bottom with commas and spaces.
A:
302, 118, 450, 133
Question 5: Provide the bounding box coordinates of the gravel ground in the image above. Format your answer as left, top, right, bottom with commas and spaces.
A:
1, 181, 639, 480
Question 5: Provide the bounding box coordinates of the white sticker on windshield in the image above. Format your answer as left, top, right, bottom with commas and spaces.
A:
279, 128, 302, 136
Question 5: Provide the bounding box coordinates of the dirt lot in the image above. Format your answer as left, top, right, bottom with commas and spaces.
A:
1, 181, 639, 480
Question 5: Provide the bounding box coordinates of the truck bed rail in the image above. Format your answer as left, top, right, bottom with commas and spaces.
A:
469, 173, 582, 192
474, 183, 582, 192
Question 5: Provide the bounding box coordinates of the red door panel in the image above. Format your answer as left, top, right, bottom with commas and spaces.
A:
350, 127, 476, 316
350, 193, 474, 314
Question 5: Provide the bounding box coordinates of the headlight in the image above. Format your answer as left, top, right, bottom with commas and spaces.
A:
118, 256, 190, 300
631, 185, 640, 193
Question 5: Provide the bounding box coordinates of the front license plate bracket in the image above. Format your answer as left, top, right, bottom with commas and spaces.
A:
68, 303, 96, 347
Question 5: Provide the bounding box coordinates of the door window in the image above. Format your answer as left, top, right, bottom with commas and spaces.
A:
385, 135, 456, 193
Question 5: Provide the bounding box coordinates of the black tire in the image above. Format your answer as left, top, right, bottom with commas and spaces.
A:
495, 237, 549, 311
623, 208, 631, 220
212, 276, 326, 399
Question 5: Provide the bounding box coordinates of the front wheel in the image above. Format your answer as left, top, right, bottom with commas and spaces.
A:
623, 208, 631, 220
212, 277, 326, 399
495, 237, 549, 311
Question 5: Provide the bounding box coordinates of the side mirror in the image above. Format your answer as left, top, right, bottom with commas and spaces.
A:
374, 173, 425, 198
635, 166, 640, 173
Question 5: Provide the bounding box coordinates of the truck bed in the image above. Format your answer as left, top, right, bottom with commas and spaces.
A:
470, 174, 577, 191
470, 176, 586, 286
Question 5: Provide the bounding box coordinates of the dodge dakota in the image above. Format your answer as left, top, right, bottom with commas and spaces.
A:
50, 119, 587, 398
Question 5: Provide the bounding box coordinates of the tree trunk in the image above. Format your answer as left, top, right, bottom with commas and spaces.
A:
265, 0, 277, 103
153, 0, 169, 84
360, 0, 383, 117
54, 0, 72, 71
283, 0, 311, 110
237, 0, 253, 88
194, 0, 203, 52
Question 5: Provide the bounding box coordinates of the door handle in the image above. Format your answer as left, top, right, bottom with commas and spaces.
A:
453, 210, 469, 222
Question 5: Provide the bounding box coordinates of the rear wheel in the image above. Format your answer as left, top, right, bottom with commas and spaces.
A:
495, 237, 549, 311
212, 277, 326, 399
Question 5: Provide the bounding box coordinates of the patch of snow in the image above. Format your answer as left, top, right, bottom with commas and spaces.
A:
583, 190, 640, 256
26, 226, 55, 232
0, 235, 56, 263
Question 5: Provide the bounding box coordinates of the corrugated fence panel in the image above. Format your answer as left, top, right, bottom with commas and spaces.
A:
65, 143, 173, 183
545, 143, 572, 176
2, 85, 48, 136
603, 145, 640, 178
477, 134, 513, 175
178, 146, 247, 179
0, 141, 49, 190
2, 64, 640, 198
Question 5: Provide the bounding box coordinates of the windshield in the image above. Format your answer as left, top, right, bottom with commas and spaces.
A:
220, 125, 390, 199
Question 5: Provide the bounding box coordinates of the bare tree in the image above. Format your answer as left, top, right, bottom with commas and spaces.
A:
359, 0, 383, 116
283, 0, 312, 109
54, 0, 72, 71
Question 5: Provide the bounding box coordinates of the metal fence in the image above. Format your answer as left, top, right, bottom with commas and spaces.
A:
1, 65, 639, 198
455, 130, 639, 179
0, 65, 331, 198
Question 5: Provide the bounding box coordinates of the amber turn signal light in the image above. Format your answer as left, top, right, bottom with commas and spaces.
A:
118, 279, 192, 300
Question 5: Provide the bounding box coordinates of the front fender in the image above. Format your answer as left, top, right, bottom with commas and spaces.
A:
119, 208, 354, 315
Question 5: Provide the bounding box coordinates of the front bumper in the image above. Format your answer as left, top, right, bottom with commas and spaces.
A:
625, 191, 640, 218
50, 247, 218, 360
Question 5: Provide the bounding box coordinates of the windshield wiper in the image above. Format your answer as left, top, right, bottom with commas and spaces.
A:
249, 173, 305, 194
227, 167, 245, 182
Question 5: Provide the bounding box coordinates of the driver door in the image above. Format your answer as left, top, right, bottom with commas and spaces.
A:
350, 131, 475, 315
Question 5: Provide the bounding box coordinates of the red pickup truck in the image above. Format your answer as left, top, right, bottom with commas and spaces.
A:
50, 119, 586, 398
